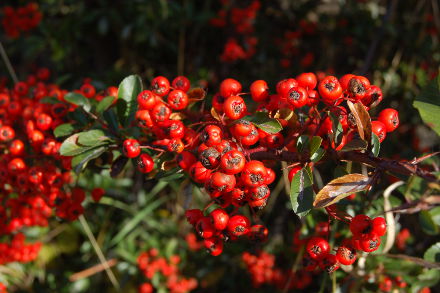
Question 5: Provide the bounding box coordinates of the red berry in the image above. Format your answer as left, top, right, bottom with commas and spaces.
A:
123, 139, 141, 158
196, 217, 216, 239
371, 217, 387, 237
296, 72, 317, 90
204, 236, 223, 256
209, 208, 229, 230
172, 76, 191, 92
250, 80, 269, 102
377, 108, 399, 132
372, 120, 387, 142
219, 78, 242, 98
220, 150, 245, 175
185, 209, 204, 225
137, 90, 158, 110
136, 153, 154, 173
319, 253, 340, 273
318, 76, 343, 105
227, 215, 250, 237
91, 188, 105, 202
350, 214, 372, 237
336, 244, 357, 265
306, 237, 330, 260
359, 233, 381, 252
151, 76, 170, 97
286, 86, 308, 108
347, 76, 370, 100
167, 89, 189, 110
223, 95, 247, 120
276, 78, 298, 98
241, 160, 266, 187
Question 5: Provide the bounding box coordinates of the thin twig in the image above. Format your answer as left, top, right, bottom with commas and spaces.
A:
0, 41, 19, 84
69, 259, 118, 282
78, 215, 120, 290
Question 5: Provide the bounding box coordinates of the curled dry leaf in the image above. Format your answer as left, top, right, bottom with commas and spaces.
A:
347, 101, 372, 144
161, 160, 177, 171
313, 173, 371, 208
187, 88, 206, 101
210, 107, 222, 121
169, 112, 186, 120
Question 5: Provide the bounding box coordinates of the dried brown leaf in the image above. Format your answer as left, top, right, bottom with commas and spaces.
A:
210, 107, 221, 121
347, 101, 372, 144
187, 88, 206, 101
313, 173, 371, 208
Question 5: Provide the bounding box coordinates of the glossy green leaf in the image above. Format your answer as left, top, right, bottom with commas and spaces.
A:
329, 112, 344, 145
77, 129, 110, 146
413, 75, 440, 136
64, 92, 91, 112
117, 75, 142, 127
311, 148, 325, 163
341, 138, 368, 152
289, 166, 314, 218
72, 146, 107, 174
54, 123, 76, 138
296, 135, 309, 153
371, 133, 381, 157
419, 210, 439, 235
424, 242, 440, 263
96, 96, 116, 113
243, 112, 282, 134
103, 109, 119, 134
310, 136, 323, 155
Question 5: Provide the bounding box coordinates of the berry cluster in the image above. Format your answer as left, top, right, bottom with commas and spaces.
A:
114, 72, 398, 259
378, 275, 407, 292
210, 0, 260, 62
1, 3, 42, 38
0, 69, 116, 268
0, 233, 41, 265
137, 249, 198, 293
304, 215, 386, 273
242, 251, 313, 290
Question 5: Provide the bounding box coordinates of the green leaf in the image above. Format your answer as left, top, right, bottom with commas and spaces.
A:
54, 123, 76, 138
310, 136, 322, 155
419, 210, 439, 235
110, 191, 168, 246
371, 133, 381, 157
103, 109, 119, 134
413, 76, 440, 136
329, 112, 344, 145
289, 166, 314, 218
64, 92, 91, 112
59, 134, 99, 156
296, 135, 309, 153
243, 112, 282, 134
72, 146, 107, 174
340, 138, 368, 151
429, 206, 440, 226
410, 269, 440, 292
96, 96, 116, 113
117, 75, 143, 127
40, 97, 60, 104
77, 129, 110, 146
424, 242, 440, 263
311, 148, 325, 163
